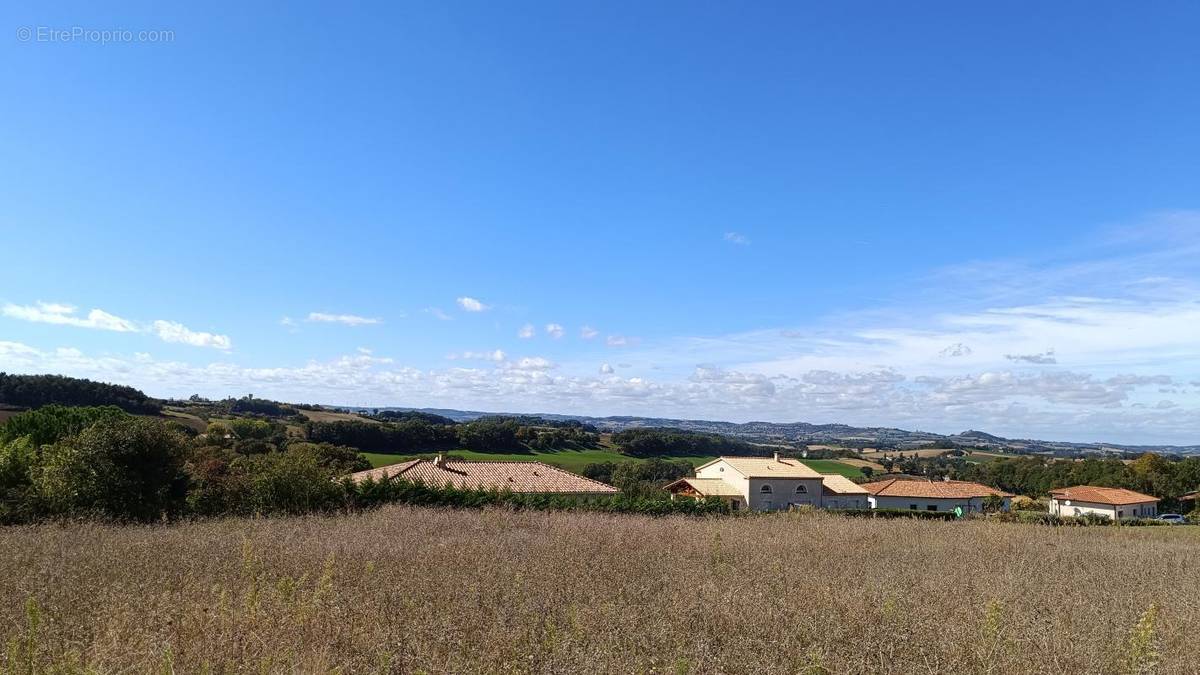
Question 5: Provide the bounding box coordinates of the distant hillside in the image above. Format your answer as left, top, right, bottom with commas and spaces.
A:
345, 406, 1200, 457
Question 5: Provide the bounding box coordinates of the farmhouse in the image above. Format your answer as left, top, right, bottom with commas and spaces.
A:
861, 478, 1012, 513
663, 454, 868, 511
348, 455, 620, 496
1047, 486, 1159, 520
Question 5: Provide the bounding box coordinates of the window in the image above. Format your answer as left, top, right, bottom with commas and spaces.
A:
760, 484, 773, 495
909, 504, 917, 510
795, 484, 808, 494
926, 505, 938, 511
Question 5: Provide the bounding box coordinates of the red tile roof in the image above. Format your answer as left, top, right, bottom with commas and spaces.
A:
349, 458, 619, 495
1048, 486, 1158, 505
861, 478, 1012, 499
347, 459, 421, 484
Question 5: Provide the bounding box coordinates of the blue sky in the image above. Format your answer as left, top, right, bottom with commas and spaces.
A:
2, 2, 1200, 443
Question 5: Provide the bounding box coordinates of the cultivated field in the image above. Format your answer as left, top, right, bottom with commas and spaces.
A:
2, 509, 1196, 674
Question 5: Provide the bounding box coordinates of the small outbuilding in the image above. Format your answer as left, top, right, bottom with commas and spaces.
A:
1047, 486, 1158, 520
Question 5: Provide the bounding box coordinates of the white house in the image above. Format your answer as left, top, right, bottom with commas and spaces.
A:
663, 454, 868, 511
861, 478, 1012, 513
1047, 486, 1158, 520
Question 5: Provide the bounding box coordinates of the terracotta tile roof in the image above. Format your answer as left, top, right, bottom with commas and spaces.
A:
1048, 485, 1159, 505
347, 459, 422, 483
697, 456, 822, 478
663, 477, 744, 497
349, 458, 619, 495
820, 474, 868, 495
861, 478, 1012, 499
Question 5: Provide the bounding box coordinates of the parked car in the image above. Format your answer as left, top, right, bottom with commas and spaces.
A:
1156, 513, 1187, 525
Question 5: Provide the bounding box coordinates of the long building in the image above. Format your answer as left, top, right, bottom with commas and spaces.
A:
349, 455, 620, 497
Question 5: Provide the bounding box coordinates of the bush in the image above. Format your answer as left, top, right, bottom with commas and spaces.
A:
33, 417, 189, 521
837, 508, 957, 521
0, 405, 128, 447
239, 451, 346, 515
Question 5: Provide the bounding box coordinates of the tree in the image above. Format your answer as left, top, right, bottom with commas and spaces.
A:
34, 417, 189, 521
0, 405, 128, 447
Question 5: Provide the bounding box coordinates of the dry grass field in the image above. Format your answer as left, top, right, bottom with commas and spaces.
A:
2, 509, 1197, 674
299, 409, 380, 424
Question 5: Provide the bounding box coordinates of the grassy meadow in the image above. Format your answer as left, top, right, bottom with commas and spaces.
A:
2, 507, 1195, 674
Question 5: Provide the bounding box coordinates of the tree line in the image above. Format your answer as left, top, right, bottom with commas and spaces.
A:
610, 428, 763, 458
0, 373, 160, 414
304, 416, 599, 454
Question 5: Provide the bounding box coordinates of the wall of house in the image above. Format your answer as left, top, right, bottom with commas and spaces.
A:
747, 477, 825, 511
695, 461, 749, 501
1049, 499, 1156, 520
868, 495, 1010, 513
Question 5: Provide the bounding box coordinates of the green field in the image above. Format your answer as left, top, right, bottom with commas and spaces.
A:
361, 448, 864, 479
796, 458, 865, 479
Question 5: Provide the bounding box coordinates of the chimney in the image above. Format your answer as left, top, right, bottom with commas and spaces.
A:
433, 453, 446, 468
774, 452, 780, 463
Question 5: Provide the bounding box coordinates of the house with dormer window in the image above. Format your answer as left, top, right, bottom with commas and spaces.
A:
663, 454, 867, 511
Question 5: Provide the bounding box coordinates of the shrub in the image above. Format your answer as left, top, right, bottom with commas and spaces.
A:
33, 417, 189, 521
837, 508, 957, 521
0, 405, 128, 446
240, 451, 346, 515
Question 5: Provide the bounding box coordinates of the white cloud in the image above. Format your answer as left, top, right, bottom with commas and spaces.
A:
518, 323, 535, 339
939, 343, 972, 358
280, 316, 296, 327
152, 320, 232, 351
425, 308, 453, 321
1, 340, 1195, 444
606, 334, 639, 347
501, 356, 555, 371
724, 231, 750, 246
456, 297, 489, 312
3, 302, 138, 332
545, 323, 564, 339
580, 325, 599, 340
1005, 350, 1057, 365
2, 301, 232, 350
451, 349, 507, 362
599, 363, 614, 374
306, 312, 381, 326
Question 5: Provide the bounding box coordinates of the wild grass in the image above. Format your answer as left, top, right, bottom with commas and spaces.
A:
2, 508, 1198, 673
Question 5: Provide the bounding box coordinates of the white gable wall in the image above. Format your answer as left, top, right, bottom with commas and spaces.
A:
869, 495, 1010, 513
1048, 498, 1156, 520
695, 459, 750, 503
